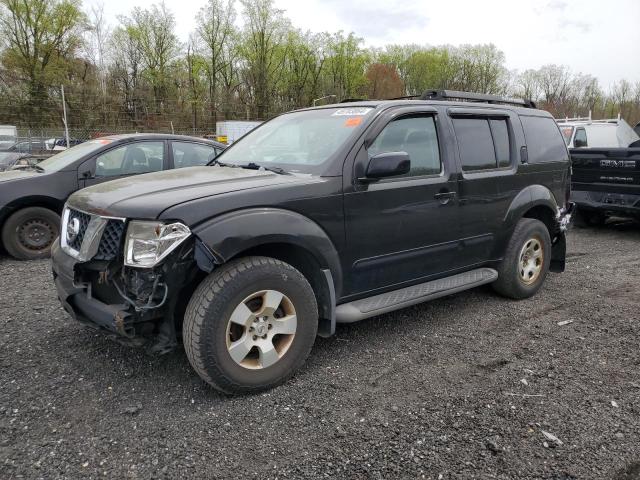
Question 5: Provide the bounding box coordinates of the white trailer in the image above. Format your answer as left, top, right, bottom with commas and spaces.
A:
215, 121, 262, 145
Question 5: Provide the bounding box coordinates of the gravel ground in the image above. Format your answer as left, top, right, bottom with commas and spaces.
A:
1, 222, 639, 479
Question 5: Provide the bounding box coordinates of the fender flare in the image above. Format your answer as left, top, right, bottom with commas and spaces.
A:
503, 184, 559, 229
192, 207, 343, 296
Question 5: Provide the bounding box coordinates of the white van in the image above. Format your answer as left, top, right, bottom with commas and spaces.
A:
0, 125, 17, 150
556, 116, 640, 148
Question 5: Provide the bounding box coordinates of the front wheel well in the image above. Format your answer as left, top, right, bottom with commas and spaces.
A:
228, 243, 333, 332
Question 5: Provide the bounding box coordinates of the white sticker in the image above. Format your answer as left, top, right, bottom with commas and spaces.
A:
332, 107, 373, 116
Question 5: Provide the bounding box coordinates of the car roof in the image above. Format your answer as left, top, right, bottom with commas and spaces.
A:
301, 99, 549, 117
97, 133, 227, 148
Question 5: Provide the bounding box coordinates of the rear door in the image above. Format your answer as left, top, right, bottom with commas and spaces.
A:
447, 108, 518, 265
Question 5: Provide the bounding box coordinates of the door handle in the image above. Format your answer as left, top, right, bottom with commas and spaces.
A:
434, 191, 456, 205
434, 191, 456, 199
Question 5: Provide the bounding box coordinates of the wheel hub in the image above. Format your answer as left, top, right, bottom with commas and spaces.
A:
253, 318, 269, 336
518, 237, 544, 285
226, 290, 297, 370
19, 219, 54, 250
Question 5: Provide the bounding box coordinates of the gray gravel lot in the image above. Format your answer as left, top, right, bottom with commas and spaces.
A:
1, 223, 639, 479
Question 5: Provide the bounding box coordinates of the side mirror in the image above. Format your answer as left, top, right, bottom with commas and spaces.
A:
574, 138, 587, 148
364, 152, 411, 180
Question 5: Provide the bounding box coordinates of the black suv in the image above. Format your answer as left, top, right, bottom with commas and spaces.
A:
52, 90, 574, 394
0, 134, 225, 260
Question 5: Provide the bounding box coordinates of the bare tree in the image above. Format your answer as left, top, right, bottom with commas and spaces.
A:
196, 0, 236, 125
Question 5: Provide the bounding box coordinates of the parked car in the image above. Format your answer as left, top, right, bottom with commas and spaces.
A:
7, 140, 49, 155
0, 152, 31, 172
557, 116, 640, 148
51, 90, 574, 394
0, 125, 18, 151
0, 134, 225, 260
571, 147, 640, 224
45, 138, 84, 151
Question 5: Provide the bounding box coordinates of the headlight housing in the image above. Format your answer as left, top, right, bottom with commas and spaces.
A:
124, 221, 191, 268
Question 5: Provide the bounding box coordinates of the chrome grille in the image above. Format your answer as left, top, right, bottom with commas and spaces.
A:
67, 209, 91, 251
95, 220, 126, 261
60, 206, 126, 262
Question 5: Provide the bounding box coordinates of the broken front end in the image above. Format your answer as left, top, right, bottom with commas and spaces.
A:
52, 206, 211, 354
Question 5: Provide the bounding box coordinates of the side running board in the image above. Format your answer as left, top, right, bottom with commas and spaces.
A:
335, 268, 498, 323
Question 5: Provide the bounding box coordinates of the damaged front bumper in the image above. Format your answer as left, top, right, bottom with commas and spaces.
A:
51, 239, 199, 352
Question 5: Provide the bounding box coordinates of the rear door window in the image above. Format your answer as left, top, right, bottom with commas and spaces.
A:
489, 119, 511, 167
520, 116, 569, 163
452, 117, 511, 171
171, 142, 219, 168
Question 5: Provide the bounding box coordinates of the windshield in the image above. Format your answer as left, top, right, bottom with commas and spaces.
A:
558, 126, 574, 145
217, 107, 373, 173
37, 139, 113, 172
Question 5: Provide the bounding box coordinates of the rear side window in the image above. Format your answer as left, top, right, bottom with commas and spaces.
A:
490, 119, 510, 167
172, 142, 218, 168
521, 116, 568, 163
452, 117, 511, 171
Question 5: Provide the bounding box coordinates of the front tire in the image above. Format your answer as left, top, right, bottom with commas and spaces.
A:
492, 218, 551, 299
183, 256, 318, 394
1, 207, 60, 260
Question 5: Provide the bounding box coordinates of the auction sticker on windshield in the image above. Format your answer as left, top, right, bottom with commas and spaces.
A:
331, 107, 373, 116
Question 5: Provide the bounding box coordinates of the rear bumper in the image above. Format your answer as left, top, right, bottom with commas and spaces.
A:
51, 240, 135, 337
571, 190, 640, 218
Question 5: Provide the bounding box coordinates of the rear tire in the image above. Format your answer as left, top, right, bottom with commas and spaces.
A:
492, 218, 551, 300
1, 207, 60, 260
183, 256, 318, 394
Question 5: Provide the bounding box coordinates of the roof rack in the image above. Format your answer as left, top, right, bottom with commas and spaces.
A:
420, 89, 537, 109
389, 94, 421, 100
556, 112, 623, 125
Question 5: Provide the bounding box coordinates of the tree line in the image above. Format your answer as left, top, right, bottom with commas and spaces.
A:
1, 0, 639, 134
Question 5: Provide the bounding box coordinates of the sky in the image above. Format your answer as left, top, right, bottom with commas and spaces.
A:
87, 0, 640, 88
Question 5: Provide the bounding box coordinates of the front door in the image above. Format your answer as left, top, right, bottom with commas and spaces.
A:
79, 140, 167, 188
342, 110, 462, 298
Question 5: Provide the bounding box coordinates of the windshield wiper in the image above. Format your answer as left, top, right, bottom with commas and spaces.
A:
240, 162, 289, 175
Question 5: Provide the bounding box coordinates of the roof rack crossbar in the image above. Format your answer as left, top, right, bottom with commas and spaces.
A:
420, 89, 536, 109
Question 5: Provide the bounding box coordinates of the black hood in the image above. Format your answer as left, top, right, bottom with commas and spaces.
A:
68, 166, 316, 220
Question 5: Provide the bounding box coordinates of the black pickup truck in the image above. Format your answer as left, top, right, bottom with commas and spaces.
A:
571, 148, 640, 224
52, 90, 574, 394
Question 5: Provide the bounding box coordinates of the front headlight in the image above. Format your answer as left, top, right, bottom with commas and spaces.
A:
124, 221, 191, 268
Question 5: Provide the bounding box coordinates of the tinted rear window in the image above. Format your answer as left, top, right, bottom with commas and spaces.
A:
490, 119, 510, 167
453, 118, 496, 171
521, 116, 568, 163
452, 117, 512, 171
